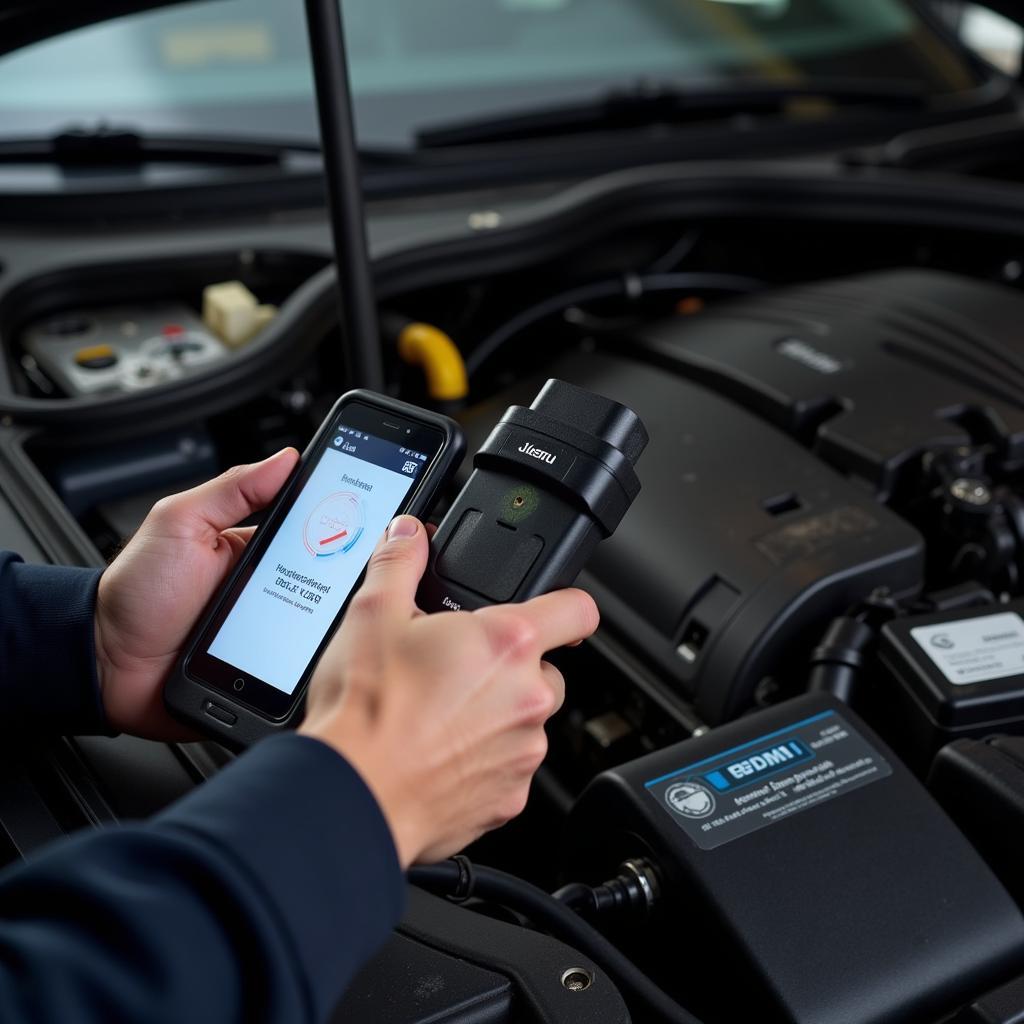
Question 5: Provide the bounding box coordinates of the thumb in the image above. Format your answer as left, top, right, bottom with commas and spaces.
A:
155, 448, 300, 536
349, 516, 429, 623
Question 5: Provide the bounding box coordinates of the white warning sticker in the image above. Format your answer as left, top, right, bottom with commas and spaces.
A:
910, 612, 1024, 686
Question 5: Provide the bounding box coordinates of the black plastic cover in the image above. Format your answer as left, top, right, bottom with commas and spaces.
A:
953, 970, 1024, 1024
930, 735, 1024, 910
333, 887, 629, 1024
332, 932, 512, 1024
459, 354, 923, 723
880, 601, 1024, 761
567, 694, 1024, 1024
631, 269, 1024, 497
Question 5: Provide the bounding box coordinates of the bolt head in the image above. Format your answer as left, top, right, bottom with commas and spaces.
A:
561, 968, 593, 993
950, 478, 992, 506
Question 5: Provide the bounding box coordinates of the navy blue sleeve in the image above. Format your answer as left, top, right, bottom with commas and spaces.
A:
0, 551, 107, 735
0, 734, 405, 1023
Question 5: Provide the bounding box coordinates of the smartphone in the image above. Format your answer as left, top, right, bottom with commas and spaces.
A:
165, 390, 465, 747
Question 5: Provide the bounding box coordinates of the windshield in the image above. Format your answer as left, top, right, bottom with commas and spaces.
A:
0, 0, 981, 149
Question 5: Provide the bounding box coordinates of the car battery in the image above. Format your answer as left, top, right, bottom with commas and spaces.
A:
565, 694, 1024, 1024
879, 600, 1024, 765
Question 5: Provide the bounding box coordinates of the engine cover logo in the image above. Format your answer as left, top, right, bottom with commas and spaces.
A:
776, 337, 843, 375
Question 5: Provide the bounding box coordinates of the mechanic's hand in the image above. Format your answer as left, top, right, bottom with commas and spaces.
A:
300, 515, 599, 869
94, 448, 300, 740
299, 516, 598, 868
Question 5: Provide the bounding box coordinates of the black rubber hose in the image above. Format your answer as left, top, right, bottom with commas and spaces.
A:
808, 662, 859, 704
410, 861, 704, 1024
553, 862, 658, 920
465, 271, 764, 377
807, 617, 876, 703
551, 881, 594, 911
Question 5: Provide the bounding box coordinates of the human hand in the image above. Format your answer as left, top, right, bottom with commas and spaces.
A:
94, 448, 300, 739
300, 515, 599, 869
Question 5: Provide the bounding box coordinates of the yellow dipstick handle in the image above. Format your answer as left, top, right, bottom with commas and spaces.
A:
397, 322, 469, 401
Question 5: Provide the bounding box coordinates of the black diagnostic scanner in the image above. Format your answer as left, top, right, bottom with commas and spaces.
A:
418, 379, 647, 612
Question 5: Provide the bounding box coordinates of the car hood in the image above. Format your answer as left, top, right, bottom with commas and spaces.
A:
5, 0, 1024, 60
0, 1, 193, 57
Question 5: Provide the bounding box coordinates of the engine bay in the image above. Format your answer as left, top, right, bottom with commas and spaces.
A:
8, 168, 1024, 1022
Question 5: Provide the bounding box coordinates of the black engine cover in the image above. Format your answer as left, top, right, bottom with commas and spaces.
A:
566, 695, 1024, 1024
632, 269, 1024, 497
461, 352, 923, 724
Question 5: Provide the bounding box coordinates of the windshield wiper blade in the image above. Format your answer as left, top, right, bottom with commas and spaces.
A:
0, 126, 322, 167
416, 79, 930, 149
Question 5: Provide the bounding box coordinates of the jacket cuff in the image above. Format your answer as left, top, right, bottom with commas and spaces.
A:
158, 733, 405, 1018
0, 555, 107, 735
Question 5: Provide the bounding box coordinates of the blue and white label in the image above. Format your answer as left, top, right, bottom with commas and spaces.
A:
703, 739, 813, 793
645, 711, 891, 850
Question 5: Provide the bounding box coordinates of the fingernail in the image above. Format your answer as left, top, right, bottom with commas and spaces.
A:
387, 516, 419, 541
257, 448, 288, 467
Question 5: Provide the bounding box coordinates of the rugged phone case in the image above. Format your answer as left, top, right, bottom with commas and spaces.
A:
164, 390, 465, 748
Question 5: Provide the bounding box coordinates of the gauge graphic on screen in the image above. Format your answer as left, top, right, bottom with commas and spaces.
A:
303, 491, 366, 557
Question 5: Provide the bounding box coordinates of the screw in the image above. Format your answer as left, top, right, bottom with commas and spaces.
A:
561, 968, 593, 992
950, 478, 992, 506
513, 495, 525, 508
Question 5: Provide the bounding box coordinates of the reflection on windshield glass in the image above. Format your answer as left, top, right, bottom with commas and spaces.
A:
0, 0, 978, 147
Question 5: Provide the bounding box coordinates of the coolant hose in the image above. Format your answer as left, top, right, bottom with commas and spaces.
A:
409, 860, 705, 1024
397, 321, 469, 401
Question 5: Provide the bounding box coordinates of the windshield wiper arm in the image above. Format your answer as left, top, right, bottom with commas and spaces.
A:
416, 79, 930, 149
0, 125, 322, 167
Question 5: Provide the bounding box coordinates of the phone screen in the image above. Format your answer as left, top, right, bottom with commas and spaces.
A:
187, 402, 444, 715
